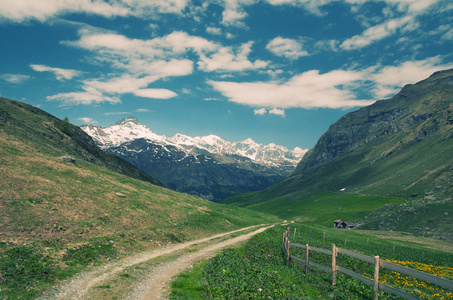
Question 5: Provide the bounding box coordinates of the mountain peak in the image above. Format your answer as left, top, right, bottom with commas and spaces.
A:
114, 116, 140, 126
242, 138, 257, 144
197, 134, 224, 145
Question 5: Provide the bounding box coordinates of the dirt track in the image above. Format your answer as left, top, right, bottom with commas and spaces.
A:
40, 224, 274, 300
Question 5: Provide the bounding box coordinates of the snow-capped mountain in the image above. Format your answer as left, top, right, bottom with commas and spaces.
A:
81, 117, 307, 202
81, 117, 165, 147
81, 116, 307, 167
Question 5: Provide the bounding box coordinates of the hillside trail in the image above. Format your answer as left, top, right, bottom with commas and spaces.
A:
40, 224, 276, 300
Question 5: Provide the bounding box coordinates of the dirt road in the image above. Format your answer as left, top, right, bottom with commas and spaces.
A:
40, 224, 274, 300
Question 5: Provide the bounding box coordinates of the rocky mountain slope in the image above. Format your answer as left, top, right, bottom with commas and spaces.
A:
226, 68, 453, 240
295, 69, 453, 174
82, 118, 306, 201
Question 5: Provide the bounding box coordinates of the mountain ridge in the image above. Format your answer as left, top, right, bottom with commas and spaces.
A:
82, 117, 307, 167
295, 69, 453, 173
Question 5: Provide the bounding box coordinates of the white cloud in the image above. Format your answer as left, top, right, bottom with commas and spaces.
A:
254, 107, 285, 116
206, 27, 222, 35
341, 16, 417, 50
105, 112, 131, 116
370, 57, 453, 98
266, 37, 309, 59
126, 0, 189, 15
47, 86, 121, 105
133, 88, 178, 99
379, 0, 442, 13
71, 29, 218, 59
0, 0, 128, 22
78, 117, 97, 124
208, 56, 453, 110
220, 0, 256, 27
30, 64, 82, 80
254, 108, 267, 115
83, 74, 152, 95
198, 42, 268, 72
45, 23, 274, 106
136, 108, 151, 113
265, 0, 331, 16
210, 57, 453, 110
269, 108, 285, 117
0, 0, 189, 23
209, 69, 375, 109
0, 74, 30, 84
69, 29, 267, 74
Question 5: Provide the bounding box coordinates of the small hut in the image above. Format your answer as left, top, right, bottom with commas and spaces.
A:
334, 220, 357, 229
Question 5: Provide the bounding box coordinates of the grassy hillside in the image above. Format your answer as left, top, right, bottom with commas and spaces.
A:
223, 192, 405, 227
0, 97, 278, 299
0, 97, 162, 186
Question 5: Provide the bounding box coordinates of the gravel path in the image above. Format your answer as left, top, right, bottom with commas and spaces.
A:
127, 225, 274, 300
39, 224, 273, 300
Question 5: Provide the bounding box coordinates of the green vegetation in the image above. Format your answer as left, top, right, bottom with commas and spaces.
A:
224, 192, 404, 226
0, 246, 58, 299
171, 223, 453, 299
170, 261, 208, 299
58, 116, 71, 135
63, 239, 117, 266
0, 97, 279, 299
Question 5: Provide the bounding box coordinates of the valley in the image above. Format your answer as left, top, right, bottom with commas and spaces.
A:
1, 69, 452, 299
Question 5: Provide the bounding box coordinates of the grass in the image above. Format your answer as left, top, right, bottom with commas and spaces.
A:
225, 192, 404, 227
170, 222, 453, 299
170, 260, 208, 299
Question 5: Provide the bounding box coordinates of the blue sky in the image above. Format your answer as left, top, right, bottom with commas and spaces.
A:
0, 0, 452, 150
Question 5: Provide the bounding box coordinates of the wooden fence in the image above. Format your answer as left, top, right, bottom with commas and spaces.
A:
282, 228, 453, 300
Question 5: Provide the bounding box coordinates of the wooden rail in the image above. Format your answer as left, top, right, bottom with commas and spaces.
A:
282, 228, 453, 300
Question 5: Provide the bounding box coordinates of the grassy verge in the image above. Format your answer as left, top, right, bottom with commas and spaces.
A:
170, 223, 453, 299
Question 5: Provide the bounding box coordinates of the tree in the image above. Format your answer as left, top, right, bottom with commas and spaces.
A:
59, 116, 71, 135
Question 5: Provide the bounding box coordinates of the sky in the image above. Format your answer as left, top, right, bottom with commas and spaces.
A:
0, 0, 452, 150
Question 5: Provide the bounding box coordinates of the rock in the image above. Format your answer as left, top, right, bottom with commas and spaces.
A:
115, 192, 126, 198
61, 156, 75, 163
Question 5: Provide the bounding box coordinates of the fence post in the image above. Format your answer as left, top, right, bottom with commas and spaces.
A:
305, 244, 309, 274
373, 256, 380, 300
282, 232, 284, 253
287, 240, 291, 267
332, 244, 337, 285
